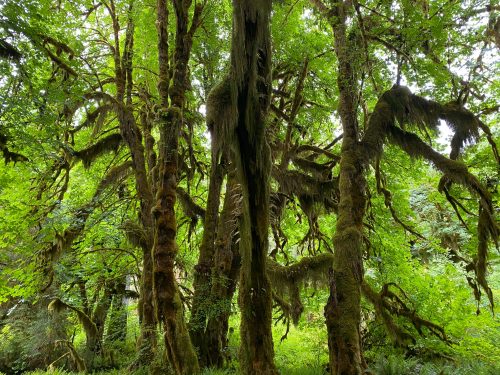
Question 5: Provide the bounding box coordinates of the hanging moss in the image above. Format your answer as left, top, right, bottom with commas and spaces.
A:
361, 85, 499, 310
272, 167, 339, 254
273, 168, 339, 211
361, 85, 490, 163
229, 1, 278, 373
206, 76, 237, 162
268, 253, 334, 325
0, 129, 29, 164
0, 38, 21, 60
94, 161, 133, 195
121, 220, 148, 248
74, 133, 123, 168
268, 253, 334, 293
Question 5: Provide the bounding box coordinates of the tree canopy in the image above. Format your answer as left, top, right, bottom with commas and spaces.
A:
0, 0, 499, 374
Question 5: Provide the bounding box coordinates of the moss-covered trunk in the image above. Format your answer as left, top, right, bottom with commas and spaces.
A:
152, 1, 201, 373
230, 1, 278, 373
189, 157, 225, 366
83, 280, 114, 355
135, 242, 157, 364
204, 170, 241, 367
105, 4, 157, 366
324, 1, 364, 374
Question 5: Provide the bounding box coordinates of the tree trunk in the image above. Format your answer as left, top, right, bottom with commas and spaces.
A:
324, 1, 365, 374
106, 278, 127, 343
117, 85, 157, 370
134, 243, 157, 364
204, 169, 241, 367
230, 1, 278, 373
133, 82, 159, 368
152, 1, 201, 373
189, 157, 225, 366
85, 280, 114, 355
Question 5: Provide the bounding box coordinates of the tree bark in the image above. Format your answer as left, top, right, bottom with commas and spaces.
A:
91, 280, 114, 354
323, 1, 365, 374
134, 242, 157, 365
108, 6, 156, 365
204, 169, 241, 367
230, 1, 278, 373
152, 0, 201, 373
189, 157, 226, 366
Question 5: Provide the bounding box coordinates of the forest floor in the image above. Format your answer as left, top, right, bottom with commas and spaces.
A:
17, 321, 500, 375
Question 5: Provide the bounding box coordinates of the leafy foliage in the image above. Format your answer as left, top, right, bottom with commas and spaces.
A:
0, 0, 498, 374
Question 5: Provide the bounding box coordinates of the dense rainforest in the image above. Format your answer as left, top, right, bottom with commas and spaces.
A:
0, 0, 499, 374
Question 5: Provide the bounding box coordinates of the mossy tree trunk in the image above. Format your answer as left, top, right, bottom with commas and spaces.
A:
153, 1, 202, 373
322, 1, 365, 374
135, 241, 157, 364
70, 279, 114, 355
90, 280, 115, 354
230, 1, 278, 373
189, 157, 226, 366
105, 4, 157, 366
203, 169, 242, 367
135, 64, 159, 368
75, 282, 106, 355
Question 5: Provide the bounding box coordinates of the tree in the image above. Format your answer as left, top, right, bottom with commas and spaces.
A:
309, 1, 499, 373
228, 1, 279, 373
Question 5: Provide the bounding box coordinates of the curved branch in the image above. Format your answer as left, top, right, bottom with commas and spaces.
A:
49, 298, 98, 339
361, 86, 498, 309
362, 281, 451, 347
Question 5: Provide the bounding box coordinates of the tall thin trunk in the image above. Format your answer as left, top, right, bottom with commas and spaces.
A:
108, 6, 157, 365
230, 1, 278, 373
189, 157, 225, 366
204, 170, 241, 367
135, 243, 157, 363
153, 0, 201, 373
87, 280, 114, 354
324, 1, 365, 374
134, 90, 158, 367
117, 77, 157, 370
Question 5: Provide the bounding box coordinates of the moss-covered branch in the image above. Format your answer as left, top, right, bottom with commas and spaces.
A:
268, 253, 334, 325
0, 130, 29, 164
39, 162, 132, 289
74, 133, 123, 168
361, 86, 498, 309
0, 39, 21, 60
49, 298, 98, 340
362, 281, 451, 347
